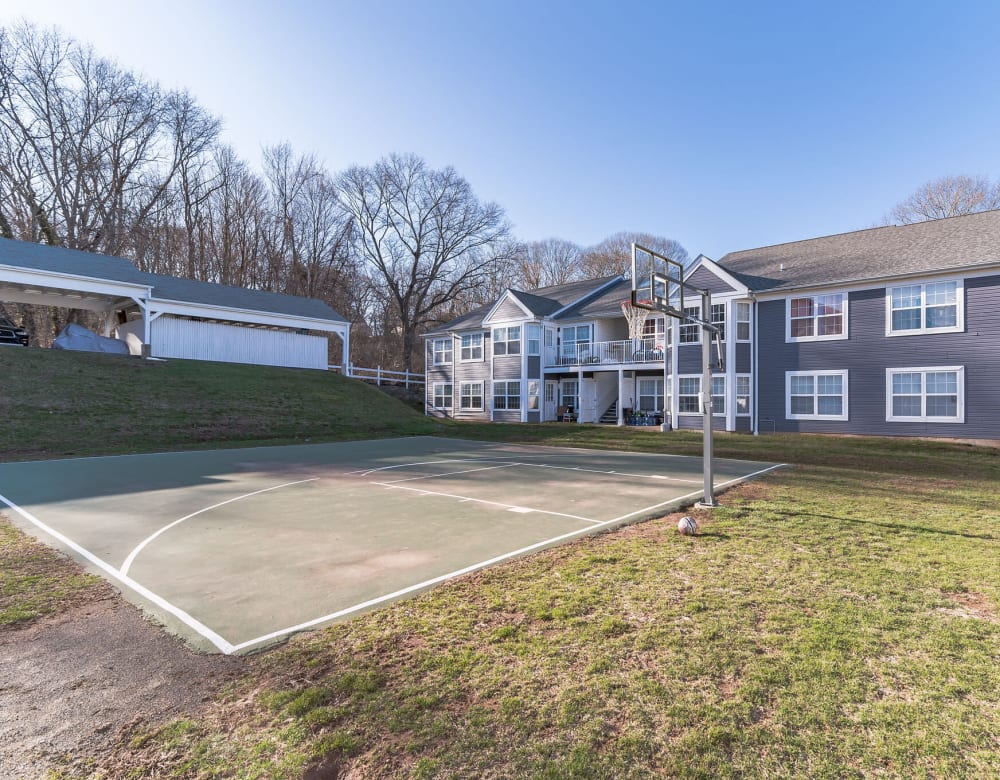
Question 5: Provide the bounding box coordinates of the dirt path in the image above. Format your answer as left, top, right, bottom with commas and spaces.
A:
0, 594, 242, 779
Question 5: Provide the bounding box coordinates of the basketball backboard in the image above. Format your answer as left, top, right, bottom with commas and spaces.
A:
631, 243, 685, 317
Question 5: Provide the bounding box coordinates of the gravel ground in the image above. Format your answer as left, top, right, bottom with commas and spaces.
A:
0, 594, 242, 779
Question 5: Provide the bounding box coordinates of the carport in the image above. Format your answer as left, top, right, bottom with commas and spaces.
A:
0, 237, 349, 370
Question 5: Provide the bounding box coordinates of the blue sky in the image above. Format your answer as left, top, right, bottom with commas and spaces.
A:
3, 0, 1000, 259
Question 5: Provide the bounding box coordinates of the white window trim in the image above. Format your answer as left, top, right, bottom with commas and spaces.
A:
785, 293, 849, 343
431, 337, 453, 366
459, 381, 484, 411
492, 325, 522, 356
678, 305, 702, 346
884, 279, 964, 337
675, 374, 726, 416
431, 382, 453, 410
736, 373, 751, 416
493, 380, 522, 411
885, 366, 965, 423
736, 301, 752, 342
785, 369, 849, 421
459, 332, 484, 362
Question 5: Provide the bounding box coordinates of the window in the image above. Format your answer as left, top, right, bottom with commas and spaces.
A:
527, 380, 540, 410
638, 378, 664, 412
886, 367, 964, 423
432, 338, 452, 365
493, 326, 520, 356
678, 377, 701, 413
736, 302, 751, 341
460, 333, 483, 361
712, 376, 725, 415
711, 303, 726, 341
887, 280, 962, 335
679, 305, 700, 344
736, 375, 751, 416
642, 317, 666, 346
459, 382, 483, 410
493, 380, 521, 410
561, 380, 579, 412
787, 293, 846, 341
560, 325, 591, 362
526, 324, 541, 356
432, 383, 453, 410
785, 370, 848, 420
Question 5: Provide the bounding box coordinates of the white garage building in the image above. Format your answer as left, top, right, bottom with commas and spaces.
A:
0, 237, 349, 370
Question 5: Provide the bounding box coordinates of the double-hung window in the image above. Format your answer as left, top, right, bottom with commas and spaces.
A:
678, 377, 701, 413
493, 326, 520, 356
432, 383, 453, 410
711, 303, 726, 341
493, 380, 521, 410
887, 280, 963, 335
787, 293, 846, 341
526, 324, 541, 356
432, 338, 453, 365
642, 317, 666, 347
679, 305, 700, 344
736, 375, 751, 416
786, 370, 848, 420
736, 302, 751, 341
561, 325, 591, 363
459, 382, 483, 411
460, 333, 483, 361
886, 367, 964, 423
638, 378, 664, 412
711, 376, 725, 415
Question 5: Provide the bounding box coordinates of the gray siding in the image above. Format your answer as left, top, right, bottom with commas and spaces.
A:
676, 416, 728, 431
490, 298, 527, 321
736, 343, 751, 373
527, 356, 541, 378
493, 409, 521, 423
757, 275, 1000, 437
686, 266, 737, 296
424, 333, 491, 420
493, 355, 522, 380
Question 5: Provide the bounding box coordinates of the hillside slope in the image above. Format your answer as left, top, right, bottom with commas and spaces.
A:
0, 348, 438, 460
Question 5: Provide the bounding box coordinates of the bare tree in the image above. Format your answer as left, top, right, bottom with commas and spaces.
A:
580, 231, 689, 278
338, 153, 511, 370
511, 238, 583, 289
886, 175, 1000, 225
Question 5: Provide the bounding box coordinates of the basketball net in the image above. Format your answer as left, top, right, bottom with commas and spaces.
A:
621, 300, 651, 340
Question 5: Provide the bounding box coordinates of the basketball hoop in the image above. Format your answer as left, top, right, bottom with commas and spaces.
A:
621, 299, 652, 340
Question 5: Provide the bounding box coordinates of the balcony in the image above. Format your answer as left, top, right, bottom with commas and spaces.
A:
544, 338, 666, 368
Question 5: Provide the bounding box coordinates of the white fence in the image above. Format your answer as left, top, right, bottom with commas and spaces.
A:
544, 338, 665, 367
329, 363, 425, 389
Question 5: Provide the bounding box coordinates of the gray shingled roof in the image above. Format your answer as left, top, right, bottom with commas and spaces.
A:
509, 290, 562, 316
719, 209, 1000, 292
0, 237, 348, 323
553, 278, 633, 320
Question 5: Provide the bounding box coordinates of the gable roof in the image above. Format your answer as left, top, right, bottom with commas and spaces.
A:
552, 277, 633, 319
0, 237, 347, 323
719, 209, 1000, 293
428, 275, 621, 333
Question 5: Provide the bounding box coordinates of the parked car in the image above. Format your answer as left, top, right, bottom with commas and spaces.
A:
0, 316, 29, 346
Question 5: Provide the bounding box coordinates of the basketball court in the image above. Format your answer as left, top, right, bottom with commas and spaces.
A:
0, 437, 781, 654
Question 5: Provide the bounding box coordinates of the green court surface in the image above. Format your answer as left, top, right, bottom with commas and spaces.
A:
0, 437, 781, 654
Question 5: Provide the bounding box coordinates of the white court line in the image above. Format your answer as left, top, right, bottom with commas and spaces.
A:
230, 462, 787, 652
119, 478, 319, 577
502, 460, 703, 484
373, 481, 603, 525
603, 464, 789, 524
350, 458, 497, 477
0, 492, 236, 655
379, 463, 519, 484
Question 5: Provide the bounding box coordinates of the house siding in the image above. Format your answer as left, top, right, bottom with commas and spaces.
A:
424, 331, 492, 420
491, 298, 527, 321
757, 276, 1000, 437
686, 265, 737, 296
493, 355, 522, 380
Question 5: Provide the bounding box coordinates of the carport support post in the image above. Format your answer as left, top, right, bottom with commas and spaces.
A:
698, 289, 718, 508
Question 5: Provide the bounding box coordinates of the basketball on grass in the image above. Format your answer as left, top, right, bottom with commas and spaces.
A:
677, 516, 699, 535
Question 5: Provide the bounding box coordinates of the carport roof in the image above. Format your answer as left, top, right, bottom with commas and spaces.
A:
0, 238, 348, 324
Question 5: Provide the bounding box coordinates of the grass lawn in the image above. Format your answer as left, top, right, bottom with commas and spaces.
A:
2, 348, 997, 777
64, 433, 999, 779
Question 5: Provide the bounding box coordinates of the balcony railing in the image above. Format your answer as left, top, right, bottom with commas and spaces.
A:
544, 338, 666, 368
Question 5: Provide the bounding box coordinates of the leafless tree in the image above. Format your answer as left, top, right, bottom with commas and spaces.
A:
885, 175, 1000, 225
510, 238, 583, 289
338, 153, 511, 370
580, 231, 689, 278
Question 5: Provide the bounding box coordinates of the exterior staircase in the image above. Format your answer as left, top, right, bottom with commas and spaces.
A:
599, 401, 619, 424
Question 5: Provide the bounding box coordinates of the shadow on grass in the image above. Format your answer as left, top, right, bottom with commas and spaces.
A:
773, 512, 997, 542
